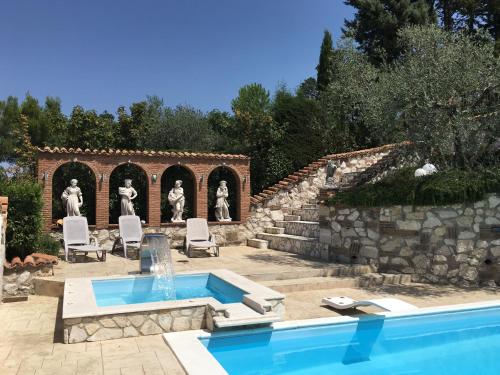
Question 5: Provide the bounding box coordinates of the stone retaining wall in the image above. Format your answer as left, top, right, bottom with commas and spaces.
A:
319, 194, 500, 287
3, 266, 54, 298
64, 305, 206, 343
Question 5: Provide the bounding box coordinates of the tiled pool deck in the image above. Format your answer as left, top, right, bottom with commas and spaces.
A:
1, 246, 500, 374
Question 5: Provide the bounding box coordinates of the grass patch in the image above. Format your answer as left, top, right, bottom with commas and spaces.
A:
328, 166, 500, 207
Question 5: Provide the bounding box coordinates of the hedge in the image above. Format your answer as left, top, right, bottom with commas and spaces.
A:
0, 178, 43, 260
328, 166, 500, 207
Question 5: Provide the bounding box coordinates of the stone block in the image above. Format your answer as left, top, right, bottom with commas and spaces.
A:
68, 325, 88, 343
359, 246, 378, 259
88, 328, 123, 342
457, 240, 474, 253
123, 326, 139, 338
139, 319, 162, 335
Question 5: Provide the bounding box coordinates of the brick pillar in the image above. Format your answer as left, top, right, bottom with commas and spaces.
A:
148, 175, 161, 227
40, 168, 53, 231
96, 177, 109, 229
197, 174, 207, 219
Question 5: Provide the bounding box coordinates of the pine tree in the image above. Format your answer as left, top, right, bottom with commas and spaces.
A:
344, 0, 436, 64
316, 30, 335, 92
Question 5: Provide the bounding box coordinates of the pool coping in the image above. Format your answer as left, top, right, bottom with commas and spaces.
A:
163, 299, 500, 375
63, 269, 285, 319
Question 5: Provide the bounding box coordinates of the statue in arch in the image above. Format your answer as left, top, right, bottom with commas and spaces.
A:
119, 179, 137, 216
61, 179, 83, 216
215, 180, 231, 222
168, 180, 185, 222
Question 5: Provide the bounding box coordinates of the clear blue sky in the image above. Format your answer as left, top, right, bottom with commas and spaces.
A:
0, 0, 354, 114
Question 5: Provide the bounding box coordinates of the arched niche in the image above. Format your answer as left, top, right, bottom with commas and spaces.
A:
207, 166, 240, 222
161, 165, 196, 222
52, 162, 96, 225
109, 163, 148, 224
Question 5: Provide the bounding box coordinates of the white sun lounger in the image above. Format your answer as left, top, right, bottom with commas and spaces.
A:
185, 218, 219, 257
63, 216, 108, 262
112, 215, 143, 259
322, 296, 417, 312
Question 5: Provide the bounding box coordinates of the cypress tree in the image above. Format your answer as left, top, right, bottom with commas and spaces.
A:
316, 30, 335, 92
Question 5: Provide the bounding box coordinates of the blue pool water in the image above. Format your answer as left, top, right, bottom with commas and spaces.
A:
202, 305, 500, 375
92, 273, 245, 307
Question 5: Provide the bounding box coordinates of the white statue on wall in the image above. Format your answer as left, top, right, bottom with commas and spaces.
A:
168, 180, 185, 222
215, 180, 231, 222
61, 179, 83, 216
119, 179, 137, 216
415, 161, 438, 178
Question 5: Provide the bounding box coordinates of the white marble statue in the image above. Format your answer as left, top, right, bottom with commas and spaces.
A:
168, 180, 185, 222
215, 180, 231, 222
415, 161, 438, 177
61, 179, 83, 216
119, 179, 137, 216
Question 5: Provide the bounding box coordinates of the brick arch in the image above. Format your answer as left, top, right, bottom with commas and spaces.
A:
51, 161, 97, 225
160, 164, 198, 222
207, 165, 241, 221
108, 162, 149, 224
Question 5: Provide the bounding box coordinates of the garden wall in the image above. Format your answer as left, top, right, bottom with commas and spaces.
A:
319, 194, 500, 287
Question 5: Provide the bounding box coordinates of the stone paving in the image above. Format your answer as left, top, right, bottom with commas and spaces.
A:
1, 245, 500, 374
39, 246, 337, 281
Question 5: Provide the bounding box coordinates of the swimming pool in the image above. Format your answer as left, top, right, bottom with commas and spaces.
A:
165, 300, 500, 375
92, 273, 246, 307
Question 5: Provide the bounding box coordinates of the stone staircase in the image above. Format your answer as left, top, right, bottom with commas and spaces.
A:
249, 199, 321, 257
247, 142, 411, 257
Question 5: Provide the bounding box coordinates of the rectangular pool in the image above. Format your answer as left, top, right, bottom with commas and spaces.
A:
186, 302, 500, 375
92, 273, 246, 307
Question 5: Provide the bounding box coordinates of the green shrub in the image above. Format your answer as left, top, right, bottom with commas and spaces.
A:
37, 233, 61, 257
328, 166, 500, 207
0, 178, 43, 260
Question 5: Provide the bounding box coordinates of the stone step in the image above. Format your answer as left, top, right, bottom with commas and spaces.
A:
275, 220, 319, 238
256, 232, 319, 257
262, 273, 412, 293
213, 303, 281, 329
301, 204, 317, 209
244, 264, 374, 282
264, 227, 285, 235
283, 214, 301, 221
247, 238, 268, 249
291, 208, 319, 222
308, 198, 318, 205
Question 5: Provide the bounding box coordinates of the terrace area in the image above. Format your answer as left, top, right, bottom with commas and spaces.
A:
1, 246, 499, 375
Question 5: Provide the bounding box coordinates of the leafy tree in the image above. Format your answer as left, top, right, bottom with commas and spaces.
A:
272, 87, 325, 172
0, 96, 20, 162
139, 98, 216, 151
392, 26, 499, 168
43, 97, 68, 146
316, 30, 335, 91
321, 39, 394, 151
67, 106, 117, 149
231, 83, 288, 192
296, 77, 319, 99
344, 0, 435, 64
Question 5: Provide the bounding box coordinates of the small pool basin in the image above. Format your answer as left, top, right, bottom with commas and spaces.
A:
92, 273, 246, 307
